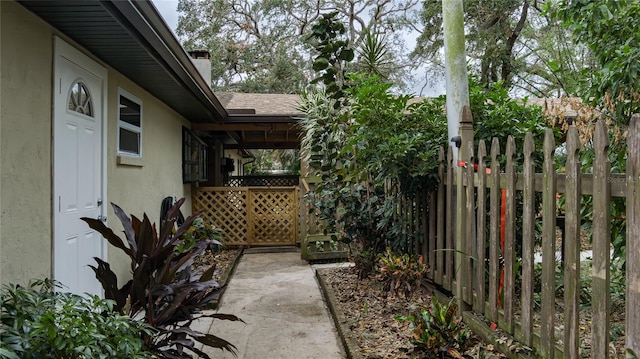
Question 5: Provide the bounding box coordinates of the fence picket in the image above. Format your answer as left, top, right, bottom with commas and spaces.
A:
564, 125, 582, 358
445, 146, 454, 291
591, 120, 612, 358
520, 132, 535, 346
541, 129, 557, 359
436, 147, 445, 285
429, 191, 437, 272
475, 141, 487, 315
504, 136, 516, 334
488, 138, 501, 322
627, 115, 640, 355
465, 142, 475, 305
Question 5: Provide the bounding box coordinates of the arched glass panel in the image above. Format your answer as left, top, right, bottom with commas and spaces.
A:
68, 81, 93, 117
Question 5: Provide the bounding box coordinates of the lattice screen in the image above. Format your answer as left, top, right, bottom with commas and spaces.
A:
193, 188, 248, 246
193, 187, 299, 246
225, 176, 300, 187
249, 189, 298, 245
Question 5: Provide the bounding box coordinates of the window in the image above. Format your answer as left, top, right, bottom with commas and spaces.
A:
183, 127, 208, 183
68, 81, 93, 116
118, 89, 142, 156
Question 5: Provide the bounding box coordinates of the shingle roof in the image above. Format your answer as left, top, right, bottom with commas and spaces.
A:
215, 92, 304, 116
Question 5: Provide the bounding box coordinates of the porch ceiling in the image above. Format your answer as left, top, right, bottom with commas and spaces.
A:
192, 121, 302, 149
18, 0, 227, 123
198, 92, 305, 149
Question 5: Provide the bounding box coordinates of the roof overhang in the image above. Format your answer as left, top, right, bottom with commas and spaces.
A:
192, 119, 302, 149
18, 0, 227, 123
206, 93, 305, 149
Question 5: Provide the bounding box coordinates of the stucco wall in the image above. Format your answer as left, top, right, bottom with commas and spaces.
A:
0, 1, 194, 286
0, 1, 54, 285
106, 73, 192, 280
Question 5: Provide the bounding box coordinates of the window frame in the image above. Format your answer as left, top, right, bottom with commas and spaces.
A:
182, 127, 208, 183
117, 88, 143, 157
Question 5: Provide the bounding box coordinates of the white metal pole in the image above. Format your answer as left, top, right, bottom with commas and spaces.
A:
442, 0, 470, 161
443, 0, 472, 313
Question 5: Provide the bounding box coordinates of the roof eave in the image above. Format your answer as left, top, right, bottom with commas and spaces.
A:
121, 1, 228, 122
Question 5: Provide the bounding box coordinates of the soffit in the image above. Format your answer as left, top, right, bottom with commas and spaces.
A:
18, 0, 226, 123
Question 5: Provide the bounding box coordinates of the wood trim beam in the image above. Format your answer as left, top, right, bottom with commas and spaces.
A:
191, 123, 300, 131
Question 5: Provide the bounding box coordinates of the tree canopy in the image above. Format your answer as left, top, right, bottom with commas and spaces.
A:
558, 0, 640, 123
176, 0, 418, 93
412, 0, 593, 97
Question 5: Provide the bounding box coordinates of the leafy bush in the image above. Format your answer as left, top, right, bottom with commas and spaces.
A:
0, 279, 153, 359
376, 249, 429, 298
176, 217, 224, 254
396, 297, 472, 358
81, 198, 242, 358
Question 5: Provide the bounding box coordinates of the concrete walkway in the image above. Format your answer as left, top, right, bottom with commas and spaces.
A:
194, 250, 345, 358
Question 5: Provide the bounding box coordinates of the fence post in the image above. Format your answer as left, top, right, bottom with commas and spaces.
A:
541, 128, 557, 359
627, 115, 640, 355
456, 106, 474, 311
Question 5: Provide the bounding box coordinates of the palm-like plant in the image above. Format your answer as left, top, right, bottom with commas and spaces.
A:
355, 27, 392, 80
81, 198, 242, 358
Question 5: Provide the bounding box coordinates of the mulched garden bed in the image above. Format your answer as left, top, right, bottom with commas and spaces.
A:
318, 266, 508, 359
318, 263, 628, 359
192, 247, 243, 308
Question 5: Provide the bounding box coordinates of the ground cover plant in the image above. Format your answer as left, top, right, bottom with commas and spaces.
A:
376, 249, 429, 298
81, 198, 242, 359
396, 297, 472, 358
0, 279, 153, 359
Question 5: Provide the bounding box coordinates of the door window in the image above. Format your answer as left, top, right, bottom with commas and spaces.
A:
67, 81, 93, 117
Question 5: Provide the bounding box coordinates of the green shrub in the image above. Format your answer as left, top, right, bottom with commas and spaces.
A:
396, 297, 472, 358
176, 217, 224, 254
81, 198, 242, 358
376, 249, 429, 298
0, 279, 154, 359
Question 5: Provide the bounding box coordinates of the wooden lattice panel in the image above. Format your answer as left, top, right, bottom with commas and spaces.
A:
249, 189, 298, 245
193, 188, 248, 246
225, 176, 300, 187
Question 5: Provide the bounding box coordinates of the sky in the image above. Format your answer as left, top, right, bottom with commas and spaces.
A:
150, 0, 444, 96
152, 0, 180, 34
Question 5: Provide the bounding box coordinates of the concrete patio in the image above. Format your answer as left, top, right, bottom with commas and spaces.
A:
194, 250, 345, 358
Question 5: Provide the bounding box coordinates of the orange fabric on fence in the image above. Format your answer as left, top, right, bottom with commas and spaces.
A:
498, 188, 506, 307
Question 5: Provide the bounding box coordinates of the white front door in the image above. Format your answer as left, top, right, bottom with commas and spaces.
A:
53, 38, 107, 296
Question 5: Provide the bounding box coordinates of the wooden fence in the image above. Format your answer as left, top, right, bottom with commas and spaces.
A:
410, 117, 640, 358
300, 177, 351, 261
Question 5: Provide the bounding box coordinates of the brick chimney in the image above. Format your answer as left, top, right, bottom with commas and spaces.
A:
187, 50, 212, 89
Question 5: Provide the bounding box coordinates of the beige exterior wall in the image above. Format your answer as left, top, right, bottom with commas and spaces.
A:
0, 1, 54, 285
106, 74, 192, 280
0, 1, 193, 285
